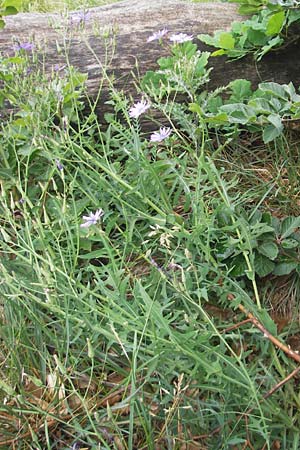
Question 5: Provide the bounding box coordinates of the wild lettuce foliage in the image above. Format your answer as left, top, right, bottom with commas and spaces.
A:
199, 0, 300, 60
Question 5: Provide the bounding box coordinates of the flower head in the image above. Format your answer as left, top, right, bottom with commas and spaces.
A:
13, 42, 34, 52
169, 33, 193, 44
55, 159, 63, 171
147, 29, 169, 43
150, 127, 172, 143
129, 99, 150, 119
70, 10, 91, 26
80, 209, 104, 228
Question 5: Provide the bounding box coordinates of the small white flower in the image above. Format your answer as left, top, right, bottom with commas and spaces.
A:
147, 29, 169, 43
80, 209, 104, 228
150, 127, 172, 143
169, 33, 193, 44
129, 99, 150, 119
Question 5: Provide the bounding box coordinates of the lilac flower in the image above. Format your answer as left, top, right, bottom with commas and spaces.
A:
13, 42, 34, 52
129, 99, 150, 119
54, 64, 66, 72
80, 209, 104, 228
169, 33, 193, 44
70, 10, 91, 26
147, 29, 169, 43
150, 127, 172, 143
55, 159, 63, 171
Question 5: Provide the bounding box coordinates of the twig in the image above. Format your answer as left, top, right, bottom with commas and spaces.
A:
263, 365, 300, 401
221, 318, 252, 333
227, 294, 300, 364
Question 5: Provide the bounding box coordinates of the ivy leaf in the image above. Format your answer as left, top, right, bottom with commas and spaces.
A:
257, 241, 278, 260
266, 11, 285, 36
254, 252, 275, 277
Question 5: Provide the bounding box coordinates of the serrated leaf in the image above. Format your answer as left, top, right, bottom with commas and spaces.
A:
266, 11, 285, 36
273, 262, 297, 276
254, 252, 275, 277
258, 241, 278, 260
281, 216, 300, 239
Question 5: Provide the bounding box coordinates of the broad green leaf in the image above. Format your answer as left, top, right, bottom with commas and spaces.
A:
205, 112, 228, 124
281, 239, 299, 249
262, 124, 282, 143
229, 254, 248, 277
189, 103, 203, 115
0, 19, 5, 28
257, 241, 278, 260
281, 216, 300, 239
220, 103, 256, 124
254, 252, 275, 277
211, 49, 226, 57
267, 114, 283, 130
257, 36, 283, 61
248, 98, 273, 114
259, 82, 288, 101
228, 79, 252, 102
219, 32, 236, 50
2, 0, 22, 7
2, 5, 17, 15
266, 11, 285, 36
197, 34, 217, 47
273, 262, 297, 276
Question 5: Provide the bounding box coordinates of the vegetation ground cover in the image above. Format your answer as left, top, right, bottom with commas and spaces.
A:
1, 0, 300, 448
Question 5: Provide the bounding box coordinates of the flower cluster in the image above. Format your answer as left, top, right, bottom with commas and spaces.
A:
147, 31, 193, 45
169, 33, 193, 44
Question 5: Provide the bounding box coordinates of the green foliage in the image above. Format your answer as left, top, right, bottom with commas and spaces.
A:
191, 79, 300, 143
198, 1, 300, 60
141, 41, 211, 99
1, 8, 300, 449
0, 0, 21, 28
